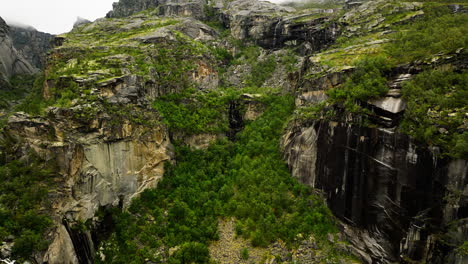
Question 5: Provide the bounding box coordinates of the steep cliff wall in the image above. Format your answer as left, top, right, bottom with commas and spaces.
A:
280, 1, 467, 262
282, 120, 467, 263
107, 0, 341, 53
4, 107, 173, 264
107, 0, 207, 19
0, 17, 36, 88
0, 9, 226, 262
9, 25, 54, 70
217, 0, 340, 52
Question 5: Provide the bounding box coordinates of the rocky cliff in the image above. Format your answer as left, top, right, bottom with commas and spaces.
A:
0, 0, 466, 263
9, 25, 54, 70
281, 1, 467, 263
0, 17, 36, 88
1, 5, 227, 263
5, 107, 173, 263
282, 119, 467, 263
107, 0, 207, 19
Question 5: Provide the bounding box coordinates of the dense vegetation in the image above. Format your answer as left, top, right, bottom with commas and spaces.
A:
299, 3, 468, 158
0, 75, 40, 129
400, 68, 468, 158
326, 55, 392, 113
98, 93, 343, 263
153, 89, 232, 134
233, 46, 278, 87
0, 159, 55, 261
386, 3, 467, 64
0, 75, 36, 110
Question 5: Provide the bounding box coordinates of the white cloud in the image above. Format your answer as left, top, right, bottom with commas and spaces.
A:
0, 0, 116, 34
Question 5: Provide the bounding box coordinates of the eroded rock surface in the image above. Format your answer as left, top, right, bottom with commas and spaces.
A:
282, 120, 467, 263
217, 0, 340, 51
4, 105, 173, 263
2, 1, 466, 263
107, 0, 206, 20
9, 25, 54, 69
0, 17, 36, 87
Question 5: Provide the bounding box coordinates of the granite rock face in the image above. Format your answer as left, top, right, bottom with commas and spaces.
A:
217, 0, 340, 52
4, 107, 173, 264
107, 0, 341, 53
9, 25, 54, 70
284, 37, 467, 263
282, 120, 467, 263
340, 0, 423, 36
0, 17, 36, 87
107, 0, 206, 20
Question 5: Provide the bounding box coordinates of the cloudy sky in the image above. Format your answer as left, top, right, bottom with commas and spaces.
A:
1, 0, 118, 34
0, 0, 288, 34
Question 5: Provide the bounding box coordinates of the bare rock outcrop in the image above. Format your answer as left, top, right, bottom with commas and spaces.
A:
216, 0, 340, 52
281, 119, 467, 263
4, 105, 173, 263
0, 17, 36, 87
9, 25, 54, 70
107, 0, 206, 20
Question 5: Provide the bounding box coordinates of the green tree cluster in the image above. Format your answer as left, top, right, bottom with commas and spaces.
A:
400, 68, 468, 158
326, 55, 392, 113
0, 160, 55, 261
153, 89, 235, 134
98, 94, 339, 263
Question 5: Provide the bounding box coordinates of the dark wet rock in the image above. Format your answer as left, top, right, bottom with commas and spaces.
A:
344, 0, 366, 9
282, 120, 468, 263
218, 0, 340, 52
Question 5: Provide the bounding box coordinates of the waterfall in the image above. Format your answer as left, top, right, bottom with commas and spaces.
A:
273, 18, 282, 48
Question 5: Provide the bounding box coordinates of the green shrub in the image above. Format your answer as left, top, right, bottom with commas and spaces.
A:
153, 89, 232, 134
0, 160, 55, 260
171, 242, 210, 264
400, 68, 467, 158
0, 74, 39, 111
14, 74, 50, 115
456, 241, 468, 256
326, 55, 392, 114
244, 55, 277, 87
240, 248, 249, 260
387, 5, 468, 64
